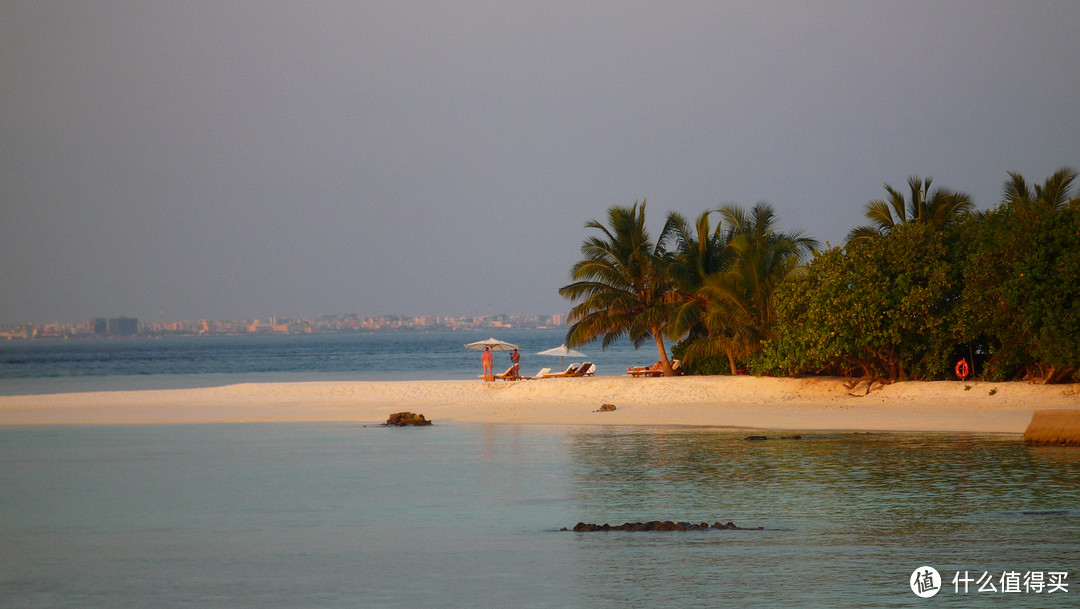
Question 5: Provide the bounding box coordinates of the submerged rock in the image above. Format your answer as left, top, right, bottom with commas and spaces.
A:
385, 412, 432, 426
563, 520, 762, 532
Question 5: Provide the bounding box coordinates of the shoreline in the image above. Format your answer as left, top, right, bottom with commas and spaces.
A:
1, 376, 1076, 432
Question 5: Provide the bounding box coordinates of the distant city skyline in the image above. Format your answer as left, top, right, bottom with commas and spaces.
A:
3, 2, 1077, 324
0, 310, 567, 340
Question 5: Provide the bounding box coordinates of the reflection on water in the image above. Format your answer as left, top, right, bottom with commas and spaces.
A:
0, 424, 1077, 608
564, 428, 1080, 608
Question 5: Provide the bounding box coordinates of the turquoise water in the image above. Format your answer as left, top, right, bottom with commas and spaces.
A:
2, 424, 1078, 607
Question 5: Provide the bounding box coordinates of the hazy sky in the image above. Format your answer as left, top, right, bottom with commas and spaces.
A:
2, 1, 1078, 324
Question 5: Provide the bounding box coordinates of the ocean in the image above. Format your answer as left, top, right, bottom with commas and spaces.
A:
0, 329, 645, 395
1, 332, 1078, 606
1, 424, 1077, 608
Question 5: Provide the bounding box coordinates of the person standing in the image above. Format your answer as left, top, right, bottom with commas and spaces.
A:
481, 346, 493, 381
508, 348, 521, 378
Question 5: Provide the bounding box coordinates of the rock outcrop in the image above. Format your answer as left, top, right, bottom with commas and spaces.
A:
385, 412, 432, 426
563, 520, 762, 532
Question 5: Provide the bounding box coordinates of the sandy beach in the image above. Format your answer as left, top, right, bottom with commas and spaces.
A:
1, 376, 1076, 432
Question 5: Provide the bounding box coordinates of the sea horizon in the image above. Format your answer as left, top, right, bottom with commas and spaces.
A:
0, 329, 650, 395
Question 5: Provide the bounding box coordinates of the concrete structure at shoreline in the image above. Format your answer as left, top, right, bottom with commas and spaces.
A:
1024, 410, 1080, 446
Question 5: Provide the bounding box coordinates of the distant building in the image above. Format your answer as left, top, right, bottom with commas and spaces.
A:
93, 318, 108, 334
106, 317, 138, 336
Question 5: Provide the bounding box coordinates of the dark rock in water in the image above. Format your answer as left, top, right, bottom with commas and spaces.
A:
385, 412, 432, 426
780, 435, 802, 440
744, 435, 769, 441
563, 520, 762, 532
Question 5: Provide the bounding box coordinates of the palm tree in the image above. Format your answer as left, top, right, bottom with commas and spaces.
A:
1004, 167, 1078, 210
559, 201, 680, 375
847, 176, 974, 243
673, 203, 817, 374
663, 209, 735, 341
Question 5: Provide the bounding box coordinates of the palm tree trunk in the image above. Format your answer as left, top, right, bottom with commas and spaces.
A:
726, 351, 737, 376
652, 329, 674, 376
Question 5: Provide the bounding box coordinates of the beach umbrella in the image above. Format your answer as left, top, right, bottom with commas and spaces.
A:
464, 337, 519, 351
466, 338, 520, 380
536, 344, 587, 369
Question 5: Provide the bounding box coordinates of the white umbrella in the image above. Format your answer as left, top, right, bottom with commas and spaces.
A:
536, 344, 587, 369
464, 337, 519, 351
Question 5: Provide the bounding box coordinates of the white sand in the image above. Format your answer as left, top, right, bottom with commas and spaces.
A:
2, 376, 1077, 432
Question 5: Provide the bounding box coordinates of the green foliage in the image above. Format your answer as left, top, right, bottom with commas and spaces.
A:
671, 339, 731, 375
1022, 205, 1080, 376
562, 168, 1079, 384
558, 201, 679, 375
958, 168, 1080, 383
667, 202, 816, 374
760, 223, 962, 382
847, 176, 973, 243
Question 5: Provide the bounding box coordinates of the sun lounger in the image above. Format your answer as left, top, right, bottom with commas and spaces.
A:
627, 359, 681, 377
627, 362, 663, 377
529, 367, 552, 379
480, 364, 521, 381
571, 362, 595, 377
494, 364, 521, 381
541, 363, 579, 378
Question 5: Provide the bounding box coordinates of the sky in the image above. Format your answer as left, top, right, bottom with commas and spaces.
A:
2, 1, 1078, 324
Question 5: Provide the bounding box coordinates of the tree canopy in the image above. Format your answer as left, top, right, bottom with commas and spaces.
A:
560, 168, 1078, 384
559, 201, 679, 375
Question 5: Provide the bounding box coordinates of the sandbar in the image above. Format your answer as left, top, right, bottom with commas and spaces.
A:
1, 376, 1076, 432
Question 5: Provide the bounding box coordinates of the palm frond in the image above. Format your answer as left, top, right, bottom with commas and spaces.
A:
846, 225, 883, 244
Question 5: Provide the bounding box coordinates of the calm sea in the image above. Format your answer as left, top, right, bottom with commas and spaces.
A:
0, 329, 646, 395
3, 332, 1078, 606
1, 424, 1077, 608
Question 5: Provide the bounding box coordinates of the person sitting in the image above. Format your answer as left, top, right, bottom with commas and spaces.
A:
627, 361, 663, 377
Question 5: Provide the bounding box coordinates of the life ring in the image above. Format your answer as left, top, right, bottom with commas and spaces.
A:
955, 359, 970, 380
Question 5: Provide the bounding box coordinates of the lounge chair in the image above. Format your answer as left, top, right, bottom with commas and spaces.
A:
542, 363, 580, 378
493, 364, 521, 381
627, 359, 680, 377
627, 361, 663, 377
529, 367, 552, 379
571, 362, 595, 377
480, 364, 520, 381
